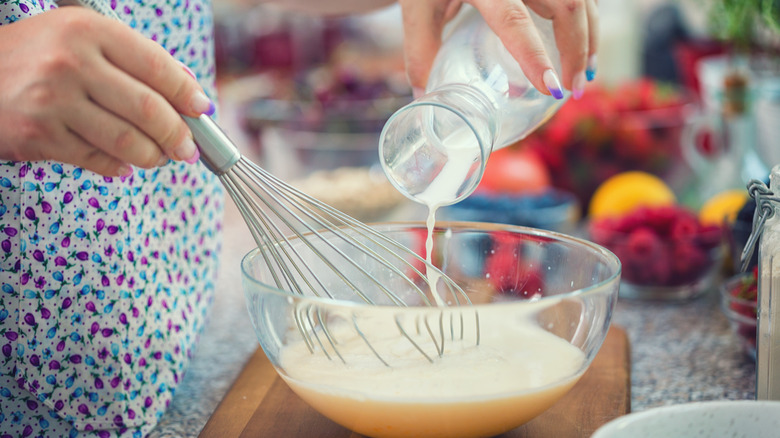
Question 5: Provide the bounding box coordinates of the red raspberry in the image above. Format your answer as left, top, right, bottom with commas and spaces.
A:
643, 205, 683, 235
670, 243, 708, 281
589, 219, 619, 246
484, 235, 544, 298
670, 216, 700, 240
615, 213, 643, 233
697, 224, 724, 248
623, 264, 649, 284
647, 255, 672, 285
625, 227, 663, 262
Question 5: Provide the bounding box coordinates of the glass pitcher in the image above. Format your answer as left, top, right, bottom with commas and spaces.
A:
378, 5, 567, 207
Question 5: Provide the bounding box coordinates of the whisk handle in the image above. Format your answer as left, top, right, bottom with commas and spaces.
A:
184, 115, 241, 175
69, 0, 242, 176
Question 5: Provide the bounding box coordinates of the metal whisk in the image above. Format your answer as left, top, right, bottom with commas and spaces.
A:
74, 0, 480, 366
186, 115, 479, 365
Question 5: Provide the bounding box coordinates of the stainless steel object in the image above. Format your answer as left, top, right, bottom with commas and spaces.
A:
742, 166, 780, 401
186, 114, 478, 365
74, 0, 477, 365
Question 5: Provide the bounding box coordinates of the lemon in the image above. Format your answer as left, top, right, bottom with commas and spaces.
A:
589, 171, 676, 219
699, 189, 748, 225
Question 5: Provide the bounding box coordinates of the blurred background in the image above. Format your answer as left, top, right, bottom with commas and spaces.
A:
210, 0, 779, 304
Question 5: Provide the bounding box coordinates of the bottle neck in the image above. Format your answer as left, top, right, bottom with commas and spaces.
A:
379, 84, 500, 206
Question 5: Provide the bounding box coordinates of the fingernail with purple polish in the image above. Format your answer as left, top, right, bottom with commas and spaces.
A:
191, 91, 214, 116
205, 100, 216, 117
586, 54, 598, 82
543, 69, 564, 100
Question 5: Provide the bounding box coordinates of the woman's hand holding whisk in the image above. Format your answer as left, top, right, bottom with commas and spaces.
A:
0, 6, 214, 177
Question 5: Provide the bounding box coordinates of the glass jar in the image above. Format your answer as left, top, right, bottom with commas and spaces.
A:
378, 5, 566, 207
743, 164, 780, 400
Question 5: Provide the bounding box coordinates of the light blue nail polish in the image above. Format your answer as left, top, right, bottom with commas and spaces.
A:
586, 69, 596, 82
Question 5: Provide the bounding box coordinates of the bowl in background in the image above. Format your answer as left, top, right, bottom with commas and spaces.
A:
589, 205, 724, 300
242, 222, 621, 438
440, 189, 580, 235
592, 400, 780, 438
720, 271, 758, 360
524, 79, 696, 209
259, 122, 406, 222
238, 75, 411, 222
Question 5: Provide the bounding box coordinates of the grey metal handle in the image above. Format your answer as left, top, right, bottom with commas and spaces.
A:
184, 115, 241, 175
73, 0, 241, 176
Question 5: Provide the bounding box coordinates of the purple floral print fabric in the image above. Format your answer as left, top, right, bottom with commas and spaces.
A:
0, 1, 223, 437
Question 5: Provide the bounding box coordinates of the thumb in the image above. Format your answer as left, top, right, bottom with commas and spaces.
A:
400, 1, 462, 94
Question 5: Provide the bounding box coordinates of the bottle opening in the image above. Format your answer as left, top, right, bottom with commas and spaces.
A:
379, 99, 489, 207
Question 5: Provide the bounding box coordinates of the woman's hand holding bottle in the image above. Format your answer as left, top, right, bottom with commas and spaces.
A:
398, 0, 598, 99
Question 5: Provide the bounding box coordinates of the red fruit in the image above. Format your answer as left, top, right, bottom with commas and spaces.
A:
647, 255, 672, 285
729, 272, 758, 318
641, 205, 681, 235
625, 227, 663, 261
589, 219, 619, 246
484, 235, 544, 298
614, 213, 644, 233
697, 224, 724, 248
670, 216, 700, 240
509, 266, 545, 299
624, 263, 652, 284
737, 324, 757, 345
670, 243, 707, 280
477, 147, 551, 194
405, 228, 431, 284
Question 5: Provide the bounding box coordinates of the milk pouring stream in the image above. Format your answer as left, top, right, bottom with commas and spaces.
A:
379, 6, 568, 292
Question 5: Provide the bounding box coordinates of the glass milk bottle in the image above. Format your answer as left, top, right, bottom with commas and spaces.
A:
379, 5, 567, 208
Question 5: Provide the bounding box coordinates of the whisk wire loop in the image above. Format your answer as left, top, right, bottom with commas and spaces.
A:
395, 317, 436, 364
226, 171, 341, 298
187, 114, 480, 365
233, 160, 396, 304
224, 175, 304, 294
238, 159, 471, 307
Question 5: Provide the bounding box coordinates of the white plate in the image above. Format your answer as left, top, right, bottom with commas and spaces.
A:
592, 400, 780, 438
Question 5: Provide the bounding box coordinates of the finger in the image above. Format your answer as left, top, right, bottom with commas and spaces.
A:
63, 99, 167, 169
585, 0, 599, 81
95, 18, 214, 118
468, 0, 563, 99
524, 0, 589, 95
85, 62, 199, 163
547, 0, 589, 97
55, 127, 133, 177
399, 0, 456, 92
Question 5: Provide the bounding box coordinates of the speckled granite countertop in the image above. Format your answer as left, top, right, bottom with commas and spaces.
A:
146, 200, 757, 438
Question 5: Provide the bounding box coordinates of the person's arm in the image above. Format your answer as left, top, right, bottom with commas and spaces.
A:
0, 6, 212, 176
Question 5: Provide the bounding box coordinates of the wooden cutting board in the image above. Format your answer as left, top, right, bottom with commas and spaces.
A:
200, 325, 630, 438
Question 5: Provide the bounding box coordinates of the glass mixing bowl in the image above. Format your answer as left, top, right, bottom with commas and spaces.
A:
242, 222, 621, 438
